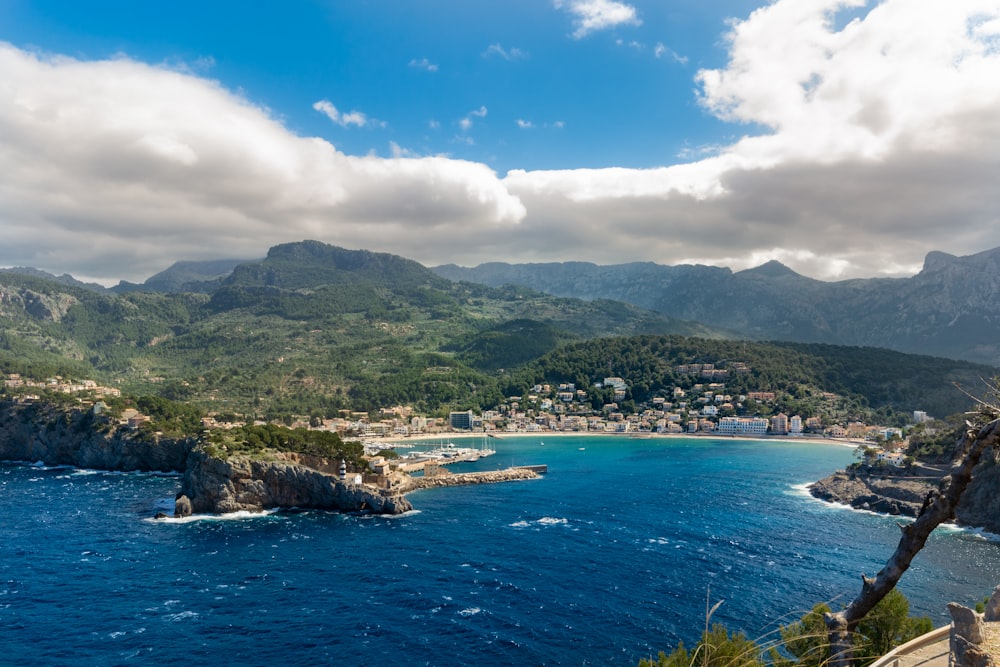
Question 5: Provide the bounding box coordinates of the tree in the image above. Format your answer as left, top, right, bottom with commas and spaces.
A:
640, 625, 765, 667
854, 589, 932, 662
769, 591, 930, 667
824, 402, 1000, 667
770, 603, 831, 667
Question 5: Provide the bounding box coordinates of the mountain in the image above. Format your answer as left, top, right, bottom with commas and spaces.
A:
113, 258, 255, 294
1, 240, 994, 422
433, 247, 1000, 366
0, 241, 725, 416
0, 267, 108, 293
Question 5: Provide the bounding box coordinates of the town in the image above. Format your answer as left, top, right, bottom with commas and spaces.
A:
3, 358, 930, 467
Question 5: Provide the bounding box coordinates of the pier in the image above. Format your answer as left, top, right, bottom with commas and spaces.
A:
402, 466, 540, 491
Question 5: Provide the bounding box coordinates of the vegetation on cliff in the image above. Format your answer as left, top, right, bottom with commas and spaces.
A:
201, 423, 365, 469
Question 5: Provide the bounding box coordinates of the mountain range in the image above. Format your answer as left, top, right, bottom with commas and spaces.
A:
0, 240, 995, 421
433, 247, 1000, 367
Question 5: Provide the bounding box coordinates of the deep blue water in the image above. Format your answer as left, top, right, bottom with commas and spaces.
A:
3, 435, 1000, 666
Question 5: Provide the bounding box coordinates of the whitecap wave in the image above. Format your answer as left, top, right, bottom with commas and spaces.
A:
458, 607, 482, 616
786, 482, 814, 497
146, 508, 284, 524
509, 516, 569, 529
164, 610, 199, 622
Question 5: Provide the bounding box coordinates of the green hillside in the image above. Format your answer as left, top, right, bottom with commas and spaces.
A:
0, 241, 992, 423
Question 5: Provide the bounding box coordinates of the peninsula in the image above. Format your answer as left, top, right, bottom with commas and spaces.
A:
0, 398, 539, 518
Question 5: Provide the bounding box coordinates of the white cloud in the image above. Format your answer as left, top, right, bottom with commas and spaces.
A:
3, 0, 1000, 285
483, 44, 527, 60
516, 119, 534, 129
554, 0, 641, 39
504, 0, 1000, 278
0, 43, 523, 282
459, 106, 488, 132
313, 99, 383, 128
409, 57, 438, 72
654, 42, 688, 64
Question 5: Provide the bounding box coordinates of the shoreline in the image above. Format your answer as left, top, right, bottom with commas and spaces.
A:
372, 430, 864, 449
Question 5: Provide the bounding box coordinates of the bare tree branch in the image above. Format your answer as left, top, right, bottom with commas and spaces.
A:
824, 413, 1000, 667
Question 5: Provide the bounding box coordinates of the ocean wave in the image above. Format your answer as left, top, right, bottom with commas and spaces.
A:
457, 607, 482, 617
935, 523, 1000, 542
786, 482, 814, 497
145, 508, 285, 524
1, 460, 76, 471
508, 516, 569, 529
164, 610, 199, 622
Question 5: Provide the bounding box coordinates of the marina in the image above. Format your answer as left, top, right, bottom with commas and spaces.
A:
394, 438, 496, 472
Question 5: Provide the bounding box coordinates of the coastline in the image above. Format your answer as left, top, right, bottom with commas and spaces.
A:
372, 429, 864, 449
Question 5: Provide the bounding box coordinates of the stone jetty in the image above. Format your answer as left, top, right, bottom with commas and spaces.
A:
403, 466, 539, 491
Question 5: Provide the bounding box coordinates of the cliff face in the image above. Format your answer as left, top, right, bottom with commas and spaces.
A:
179, 450, 412, 515
0, 400, 193, 471
810, 457, 1000, 534
0, 400, 409, 516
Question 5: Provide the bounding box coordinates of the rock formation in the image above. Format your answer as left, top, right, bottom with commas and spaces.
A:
810, 457, 1000, 534
949, 585, 1000, 667
179, 450, 412, 516
0, 400, 193, 472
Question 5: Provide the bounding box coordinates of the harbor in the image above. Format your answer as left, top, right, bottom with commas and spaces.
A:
394, 438, 497, 473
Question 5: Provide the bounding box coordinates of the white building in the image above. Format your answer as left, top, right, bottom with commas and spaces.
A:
716, 416, 769, 435
789, 415, 803, 434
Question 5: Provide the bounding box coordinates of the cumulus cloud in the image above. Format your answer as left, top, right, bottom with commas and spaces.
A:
506, 0, 1000, 279
0, 44, 523, 282
458, 106, 488, 132
555, 0, 642, 39
2, 0, 1000, 285
313, 99, 381, 128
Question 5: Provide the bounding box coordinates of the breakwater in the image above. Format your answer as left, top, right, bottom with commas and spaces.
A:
403, 466, 539, 490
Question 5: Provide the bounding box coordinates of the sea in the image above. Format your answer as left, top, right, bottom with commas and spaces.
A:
3, 435, 1000, 666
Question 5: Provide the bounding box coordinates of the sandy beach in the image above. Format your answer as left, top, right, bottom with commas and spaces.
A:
369, 429, 865, 449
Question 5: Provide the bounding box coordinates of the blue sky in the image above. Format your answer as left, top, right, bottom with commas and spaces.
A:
1, 1, 999, 283
3, 0, 760, 172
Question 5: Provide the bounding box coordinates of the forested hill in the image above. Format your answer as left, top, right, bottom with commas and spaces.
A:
507, 336, 990, 422
0, 240, 994, 422
432, 246, 1000, 367
0, 241, 721, 417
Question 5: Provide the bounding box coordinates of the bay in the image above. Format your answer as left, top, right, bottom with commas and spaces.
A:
3, 435, 999, 666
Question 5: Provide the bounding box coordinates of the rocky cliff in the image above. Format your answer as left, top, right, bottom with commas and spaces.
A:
0, 400, 193, 471
810, 457, 1000, 534
0, 399, 410, 516
178, 450, 412, 516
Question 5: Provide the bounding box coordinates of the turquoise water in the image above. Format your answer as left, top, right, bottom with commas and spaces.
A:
3, 435, 999, 665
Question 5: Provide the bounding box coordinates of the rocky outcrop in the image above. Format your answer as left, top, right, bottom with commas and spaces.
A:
949, 585, 1000, 667
809, 469, 935, 517
810, 457, 1000, 534
179, 450, 412, 516
0, 400, 193, 471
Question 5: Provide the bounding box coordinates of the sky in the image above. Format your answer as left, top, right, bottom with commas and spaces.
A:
1, 0, 999, 285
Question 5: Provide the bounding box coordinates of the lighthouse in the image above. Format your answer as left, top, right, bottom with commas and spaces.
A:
339, 459, 347, 481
